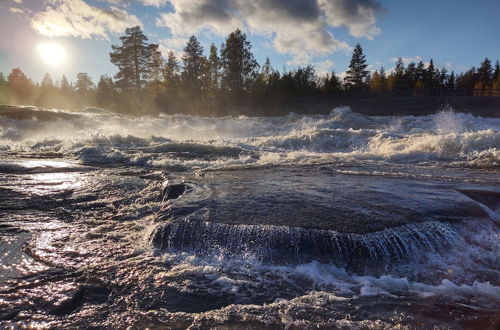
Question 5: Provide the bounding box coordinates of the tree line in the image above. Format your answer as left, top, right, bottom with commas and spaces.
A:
1, 26, 499, 115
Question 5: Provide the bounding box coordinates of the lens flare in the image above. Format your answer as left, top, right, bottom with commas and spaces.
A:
36, 42, 66, 66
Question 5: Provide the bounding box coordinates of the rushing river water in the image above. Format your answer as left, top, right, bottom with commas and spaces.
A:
0, 105, 499, 329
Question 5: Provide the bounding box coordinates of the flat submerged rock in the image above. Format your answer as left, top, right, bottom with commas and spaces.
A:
162, 167, 494, 234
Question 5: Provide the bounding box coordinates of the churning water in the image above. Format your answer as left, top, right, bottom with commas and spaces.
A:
0, 105, 499, 328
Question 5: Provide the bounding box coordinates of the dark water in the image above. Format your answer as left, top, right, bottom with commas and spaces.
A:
0, 105, 499, 329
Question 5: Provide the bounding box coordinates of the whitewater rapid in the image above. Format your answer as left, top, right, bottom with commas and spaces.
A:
1, 106, 498, 171
0, 105, 499, 328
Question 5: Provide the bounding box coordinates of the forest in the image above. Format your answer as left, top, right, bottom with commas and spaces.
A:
1, 26, 499, 116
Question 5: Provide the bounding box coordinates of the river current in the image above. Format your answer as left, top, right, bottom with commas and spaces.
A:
0, 105, 498, 328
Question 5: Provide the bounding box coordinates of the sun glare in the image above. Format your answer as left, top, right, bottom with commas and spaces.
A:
36, 42, 66, 66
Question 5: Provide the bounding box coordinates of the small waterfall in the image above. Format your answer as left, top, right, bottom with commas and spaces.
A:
151, 220, 461, 265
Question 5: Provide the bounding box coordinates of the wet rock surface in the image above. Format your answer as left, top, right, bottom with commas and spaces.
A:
161, 167, 493, 234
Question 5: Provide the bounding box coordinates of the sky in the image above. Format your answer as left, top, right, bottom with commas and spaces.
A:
0, 0, 499, 84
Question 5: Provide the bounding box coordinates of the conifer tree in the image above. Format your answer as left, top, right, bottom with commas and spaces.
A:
379, 67, 387, 91
446, 71, 455, 92
370, 70, 391, 93
423, 59, 438, 92
260, 58, 274, 83
7, 68, 34, 103
391, 57, 405, 91
60, 75, 71, 97
343, 44, 369, 91
415, 61, 425, 82
163, 51, 180, 83
291, 65, 317, 95
41, 73, 53, 89
75, 73, 94, 95
322, 71, 342, 94
38, 73, 55, 107
254, 57, 275, 97
493, 60, 500, 81
438, 68, 448, 89
110, 26, 154, 92
369, 71, 381, 93
207, 44, 221, 95
147, 44, 164, 96
220, 29, 258, 95
493, 60, 500, 92
477, 58, 493, 87
404, 62, 417, 90
456, 67, 476, 92
97, 75, 116, 108
182, 35, 205, 94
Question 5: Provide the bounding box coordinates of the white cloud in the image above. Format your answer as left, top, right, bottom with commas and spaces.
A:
159, 37, 188, 59
101, 0, 169, 7
337, 70, 348, 80
9, 7, 24, 14
319, 0, 382, 39
314, 60, 335, 76
156, 0, 382, 65
32, 0, 142, 40
444, 62, 468, 72
12, 0, 23, 3
367, 61, 383, 72
160, 37, 188, 50
138, 0, 168, 7
390, 56, 423, 65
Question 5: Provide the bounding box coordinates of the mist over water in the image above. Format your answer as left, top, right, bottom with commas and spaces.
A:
1, 106, 498, 170
0, 105, 499, 328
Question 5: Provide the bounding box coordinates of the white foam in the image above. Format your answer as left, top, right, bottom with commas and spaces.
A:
1, 107, 498, 170
151, 217, 500, 313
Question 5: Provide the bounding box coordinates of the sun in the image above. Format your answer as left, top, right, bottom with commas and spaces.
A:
36, 42, 66, 66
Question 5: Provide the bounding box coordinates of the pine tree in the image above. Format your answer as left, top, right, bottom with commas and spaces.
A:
260, 58, 273, 82
41, 73, 53, 89
322, 71, 342, 94
391, 57, 405, 92
7, 68, 34, 103
438, 68, 448, 89
477, 58, 493, 87
254, 57, 274, 97
110, 26, 154, 92
456, 67, 476, 93
220, 29, 258, 95
37, 73, 55, 107
97, 75, 116, 108
181, 35, 205, 94
379, 67, 387, 91
493, 60, 500, 81
446, 71, 455, 93
60, 75, 71, 96
163, 51, 180, 83
147, 44, 164, 96
369, 70, 385, 93
75, 73, 94, 95
343, 43, 369, 91
493, 60, 500, 93
291, 65, 317, 95
207, 44, 221, 94
404, 62, 417, 91
423, 59, 438, 92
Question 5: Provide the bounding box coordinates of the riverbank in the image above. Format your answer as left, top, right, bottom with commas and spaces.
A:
2, 95, 499, 118
226, 95, 500, 117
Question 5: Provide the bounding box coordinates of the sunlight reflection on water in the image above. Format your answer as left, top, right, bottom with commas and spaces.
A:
28, 172, 84, 192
